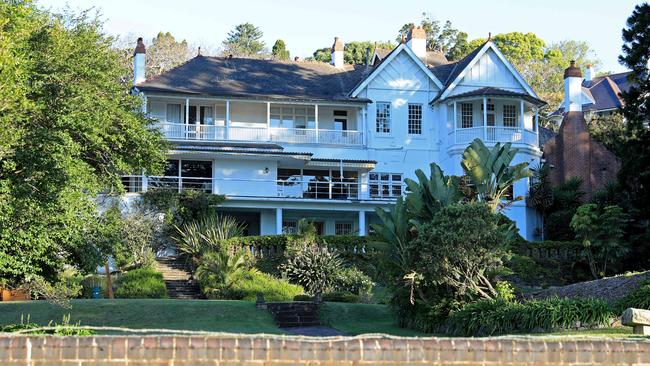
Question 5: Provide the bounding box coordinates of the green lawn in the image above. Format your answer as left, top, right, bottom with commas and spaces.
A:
319, 302, 430, 337
0, 299, 283, 334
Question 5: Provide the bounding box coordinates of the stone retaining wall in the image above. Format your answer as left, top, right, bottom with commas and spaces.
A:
2, 334, 650, 365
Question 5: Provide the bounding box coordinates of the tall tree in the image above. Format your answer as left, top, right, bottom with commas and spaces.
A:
311, 41, 395, 65
271, 39, 290, 60
616, 3, 650, 269
147, 32, 190, 77
0, 1, 167, 285
396, 13, 466, 59
222, 23, 265, 57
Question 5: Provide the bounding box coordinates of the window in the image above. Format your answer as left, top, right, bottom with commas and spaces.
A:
503, 105, 517, 127
270, 106, 315, 129
461, 103, 473, 128
369, 172, 402, 198
282, 220, 297, 234
376, 102, 391, 133
335, 221, 353, 235
408, 104, 422, 135
166, 104, 182, 123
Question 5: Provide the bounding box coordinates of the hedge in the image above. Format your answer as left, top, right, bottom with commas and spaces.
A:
114, 268, 168, 299
509, 241, 592, 287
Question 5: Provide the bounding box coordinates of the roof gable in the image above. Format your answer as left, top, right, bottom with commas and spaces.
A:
438, 41, 539, 101
350, 43, 443, 97
367, 51, 437, 91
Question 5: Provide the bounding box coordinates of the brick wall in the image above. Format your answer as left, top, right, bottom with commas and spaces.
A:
544, 111, 620, 201
2, 334, 649, 365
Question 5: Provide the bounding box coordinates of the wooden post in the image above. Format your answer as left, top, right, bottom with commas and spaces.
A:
520, 100, 525, 130
185, 98, 189, 139
314, 104, 319, 143
225, 100, 230, 140
266, 102, 271, 141
105, 262, 114, 299
453, 101, 457, 144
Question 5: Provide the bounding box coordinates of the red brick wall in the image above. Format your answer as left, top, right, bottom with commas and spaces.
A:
2, 334, 649, 365
544, 111, 620, 201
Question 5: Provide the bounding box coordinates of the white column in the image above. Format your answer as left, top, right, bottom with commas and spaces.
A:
266, 102, 271, 141
361, 107, 367, 146
225, 100, 230, 140
358, 211, 366, 236
141, 170, 148, 193
275, 208, 283, 235
185, 98, 190, 139
483, 97, 488, 141
211, 160, 217, 194
314, 104, 319, 143
520, 100, 525, 130
453, 101, 457, 144
359, 172, 369, 199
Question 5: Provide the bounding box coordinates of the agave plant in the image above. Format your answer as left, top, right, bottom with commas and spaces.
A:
461, 139, 532, 212
172, 215, 245, 266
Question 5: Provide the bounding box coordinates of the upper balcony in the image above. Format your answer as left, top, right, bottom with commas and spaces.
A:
444, 91, 543, 151
147, 98, 366, 147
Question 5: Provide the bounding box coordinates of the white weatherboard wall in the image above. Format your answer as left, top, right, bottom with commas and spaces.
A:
450, 49, 526, 95
213, 159, 277, 196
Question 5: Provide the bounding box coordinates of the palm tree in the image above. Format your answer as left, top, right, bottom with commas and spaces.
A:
461, 139, 532, 212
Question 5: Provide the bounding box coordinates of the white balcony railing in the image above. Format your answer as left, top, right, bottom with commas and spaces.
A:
121, 175, 402, 201
447, 126, 539, 147
157, 122, 363, 146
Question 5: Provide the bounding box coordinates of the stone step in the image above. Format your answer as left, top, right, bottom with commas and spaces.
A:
265, 302, 321, 327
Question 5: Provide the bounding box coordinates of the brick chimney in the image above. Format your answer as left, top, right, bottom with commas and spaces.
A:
406, 26, 426, 58
133, 37, 146, 85
584, 64, 594, 83
331, 37, 344, 68
563, 61, 583, 112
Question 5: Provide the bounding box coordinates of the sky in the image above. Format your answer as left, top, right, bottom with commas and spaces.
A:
37, 0, 645, 73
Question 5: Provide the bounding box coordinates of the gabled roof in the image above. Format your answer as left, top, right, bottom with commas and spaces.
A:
136, 56, 372, 104
349, 43, 444, 97
430, 41, 540, 104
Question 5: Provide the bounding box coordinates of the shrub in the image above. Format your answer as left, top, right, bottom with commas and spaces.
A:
446, 297, 614, 336
617, 279, 650, 311
293, 294, 313, 301
229, 271, 303, 302
322, 291, 360, 303
332, 267, 373, 298
114, 268, 168, 299
173, 215, 245, 267
195, 251, 249, 299
281, 246, 342, 296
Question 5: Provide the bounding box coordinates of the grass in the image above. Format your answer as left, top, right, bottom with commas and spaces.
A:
0, 299, 283, 334
0, 300, 642, 338
319, 302, 430, 337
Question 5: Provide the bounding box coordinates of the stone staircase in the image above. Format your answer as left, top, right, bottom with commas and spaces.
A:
266, 302, 320, 328
154, 256, 203, 299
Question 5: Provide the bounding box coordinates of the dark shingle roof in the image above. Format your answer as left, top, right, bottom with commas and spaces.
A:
136, 56, 372, 103
538, 126, 557, 148
552, 71, 632, 115
430, 87, 546, 106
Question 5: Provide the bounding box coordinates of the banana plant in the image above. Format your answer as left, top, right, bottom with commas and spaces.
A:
370, 197, 411, 273
461, 139, 532, 212
404, 162, 463, 222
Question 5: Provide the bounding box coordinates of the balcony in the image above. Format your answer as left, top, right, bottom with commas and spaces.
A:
448, 126, 538, 147
157, 122, 363, 146
121, 175, 401, 201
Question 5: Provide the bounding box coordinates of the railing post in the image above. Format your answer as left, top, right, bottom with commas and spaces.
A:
141, 171, 148, 193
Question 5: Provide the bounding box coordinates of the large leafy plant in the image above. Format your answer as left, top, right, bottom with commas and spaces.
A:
404, 163, 462, 222
461, 139, 532, 212
281, 246, 342, 297
172, 215, 245, 266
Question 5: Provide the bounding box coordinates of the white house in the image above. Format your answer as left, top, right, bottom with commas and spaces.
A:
127, 27, 546, 239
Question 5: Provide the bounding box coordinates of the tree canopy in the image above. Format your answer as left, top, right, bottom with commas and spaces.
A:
146, 32, 190, 77
312, 41, 395, 65
0, 0, 167, 285
271, 39, 290, 60
396, 13, 468, 61
222, 22, 265, 57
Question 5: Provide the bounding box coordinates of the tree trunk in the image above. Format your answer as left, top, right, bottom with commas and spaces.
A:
105, 261, 114, 299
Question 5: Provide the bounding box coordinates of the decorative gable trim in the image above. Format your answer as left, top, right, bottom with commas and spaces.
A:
439, 41, 539, 101
350, 43, 443, 97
